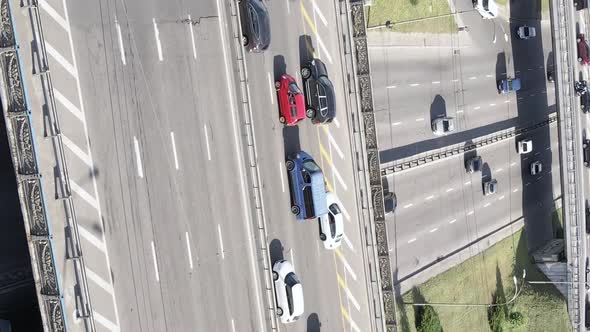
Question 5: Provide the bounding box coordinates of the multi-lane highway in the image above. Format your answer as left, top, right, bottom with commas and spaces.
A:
12, 0, 374, 330
371, 0, 560, 288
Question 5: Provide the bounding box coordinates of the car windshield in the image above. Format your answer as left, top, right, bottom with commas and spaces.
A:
483, 0, 489, 10
329, 213, 336, 237
289, 83, 302, 94
329, 203, 341, 215
248, 6, 259, 35
285, 272, 300, 287
302, 160, 320, 173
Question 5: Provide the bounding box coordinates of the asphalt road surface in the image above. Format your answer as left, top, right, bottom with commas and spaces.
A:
242, 0, 373, 331
27, 0, 372, 331
32, 0, 266, 330
372, 0, 560, 289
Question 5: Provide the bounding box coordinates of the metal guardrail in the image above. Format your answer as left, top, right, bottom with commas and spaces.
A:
228, 0, 278, 330
550, 0, 585, 328
347, 1, 397, 331
0, 0, 98, 330
381, 113, 558, 174
0, 0, 68, 331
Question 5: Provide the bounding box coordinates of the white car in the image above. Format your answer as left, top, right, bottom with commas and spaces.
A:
473, 0, 499, 19
272, 260, 304, 324
431, 116, 455, 136
530, 161, 542, 175
517, 26, 536, 40
517, 139, 533, 154
318, 192, 344, 249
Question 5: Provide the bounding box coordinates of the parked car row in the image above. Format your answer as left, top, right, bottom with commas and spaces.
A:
238, 0, 342, 324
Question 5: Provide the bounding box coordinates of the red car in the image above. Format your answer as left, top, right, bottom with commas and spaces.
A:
578, 34, 590, 65
275, 74, 305, 126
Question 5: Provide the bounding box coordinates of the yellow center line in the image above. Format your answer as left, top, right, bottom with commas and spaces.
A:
318, 141, 333, 166
300, 2, 319, 36
333, 251, 347, 332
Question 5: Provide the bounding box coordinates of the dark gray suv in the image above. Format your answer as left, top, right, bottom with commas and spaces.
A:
301, 58, 336, 124
239, 0, 271, 52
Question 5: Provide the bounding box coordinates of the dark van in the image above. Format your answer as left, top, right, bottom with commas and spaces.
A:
285, 151, 328, 221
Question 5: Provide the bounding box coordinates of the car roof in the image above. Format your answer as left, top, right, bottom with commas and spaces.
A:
290, 284, 305, 317
310, 173, 328, 216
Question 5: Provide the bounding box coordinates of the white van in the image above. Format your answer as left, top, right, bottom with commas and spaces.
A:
473, 0, 499, 19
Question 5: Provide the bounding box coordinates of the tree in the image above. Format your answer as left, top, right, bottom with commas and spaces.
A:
417, 305, 443, 332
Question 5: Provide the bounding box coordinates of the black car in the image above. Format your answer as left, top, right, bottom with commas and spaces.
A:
582, 91, 590, 113
239, 0, 271, 52
575, 0, 589, 10
465, 155, 482, 173
584, 139, 590, 166
300, 58, 336, 124
384, 192, 397, 215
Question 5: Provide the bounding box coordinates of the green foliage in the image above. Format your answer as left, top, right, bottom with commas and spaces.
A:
509, 311, 525, 327
417, 305, 443, 332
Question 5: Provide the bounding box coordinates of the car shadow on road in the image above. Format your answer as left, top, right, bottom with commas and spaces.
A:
463, 140, 476, 172
269, 239, 285, 265
306, 313, 321, 332
429, 95, 446, 127
299, 35, 315, 68
282, 126, 301, 157
495, 52, 507, 93
481, 162, 492, 194
273, 55, 287, 82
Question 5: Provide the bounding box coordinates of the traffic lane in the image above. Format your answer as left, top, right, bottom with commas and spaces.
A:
243, 0, 372, 330
60, 0, 174, 330
388, 126, 560, 245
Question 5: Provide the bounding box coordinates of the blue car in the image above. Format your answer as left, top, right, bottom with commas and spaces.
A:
498, 78, 521, 94
285, 151, 328, 221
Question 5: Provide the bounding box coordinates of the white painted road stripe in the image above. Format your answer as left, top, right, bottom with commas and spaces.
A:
323, 127, 345, 159
85, 267, 114, 294
407, 238, 416, 243
204, 124, 212, 160
446, 188, 454, 193
432, 81, 440, 84
415, 118, 424, 122
312, 0, 328, 26
484, 203, 491, 207
496, 168, 503, 172
93, 311, 119, 332
39, 0, 69, 32
342, 234, 355, 252
218, 224, 225, 259
513, 188, 519, 192
170, 132, 179, 170
467, 210, 474, 215
188, 14, 197, 59
410, 83, 420, 87
61, 134, 92, 167
53, 88, 84, 123
133, 136, 144, 178
339, 200, 351, 221
333, 117, 341, 128
185, 232, 193, 270
231, 319, 236, 332
429, 227, 438, 233
267, 72, 274, 104
392, 122, 402, 126
331, 162, 348, 191
78, 225, 106, 252
45, 42, 77, 77
403, 203, 413, 209
151, 241, 160, 282
499, 195, 505, 200
425, 195, 434, 200
449, 219, 457, 224
290, 249, 295, 270
464, 181, 471, 185
335, 249, 357, 280
153, 18, 163, 61
115, 21, 126, 65
387, 85, 397, 89
70, 180, 99, 210
279, 162, 286, 193
342, 283, 361, 312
